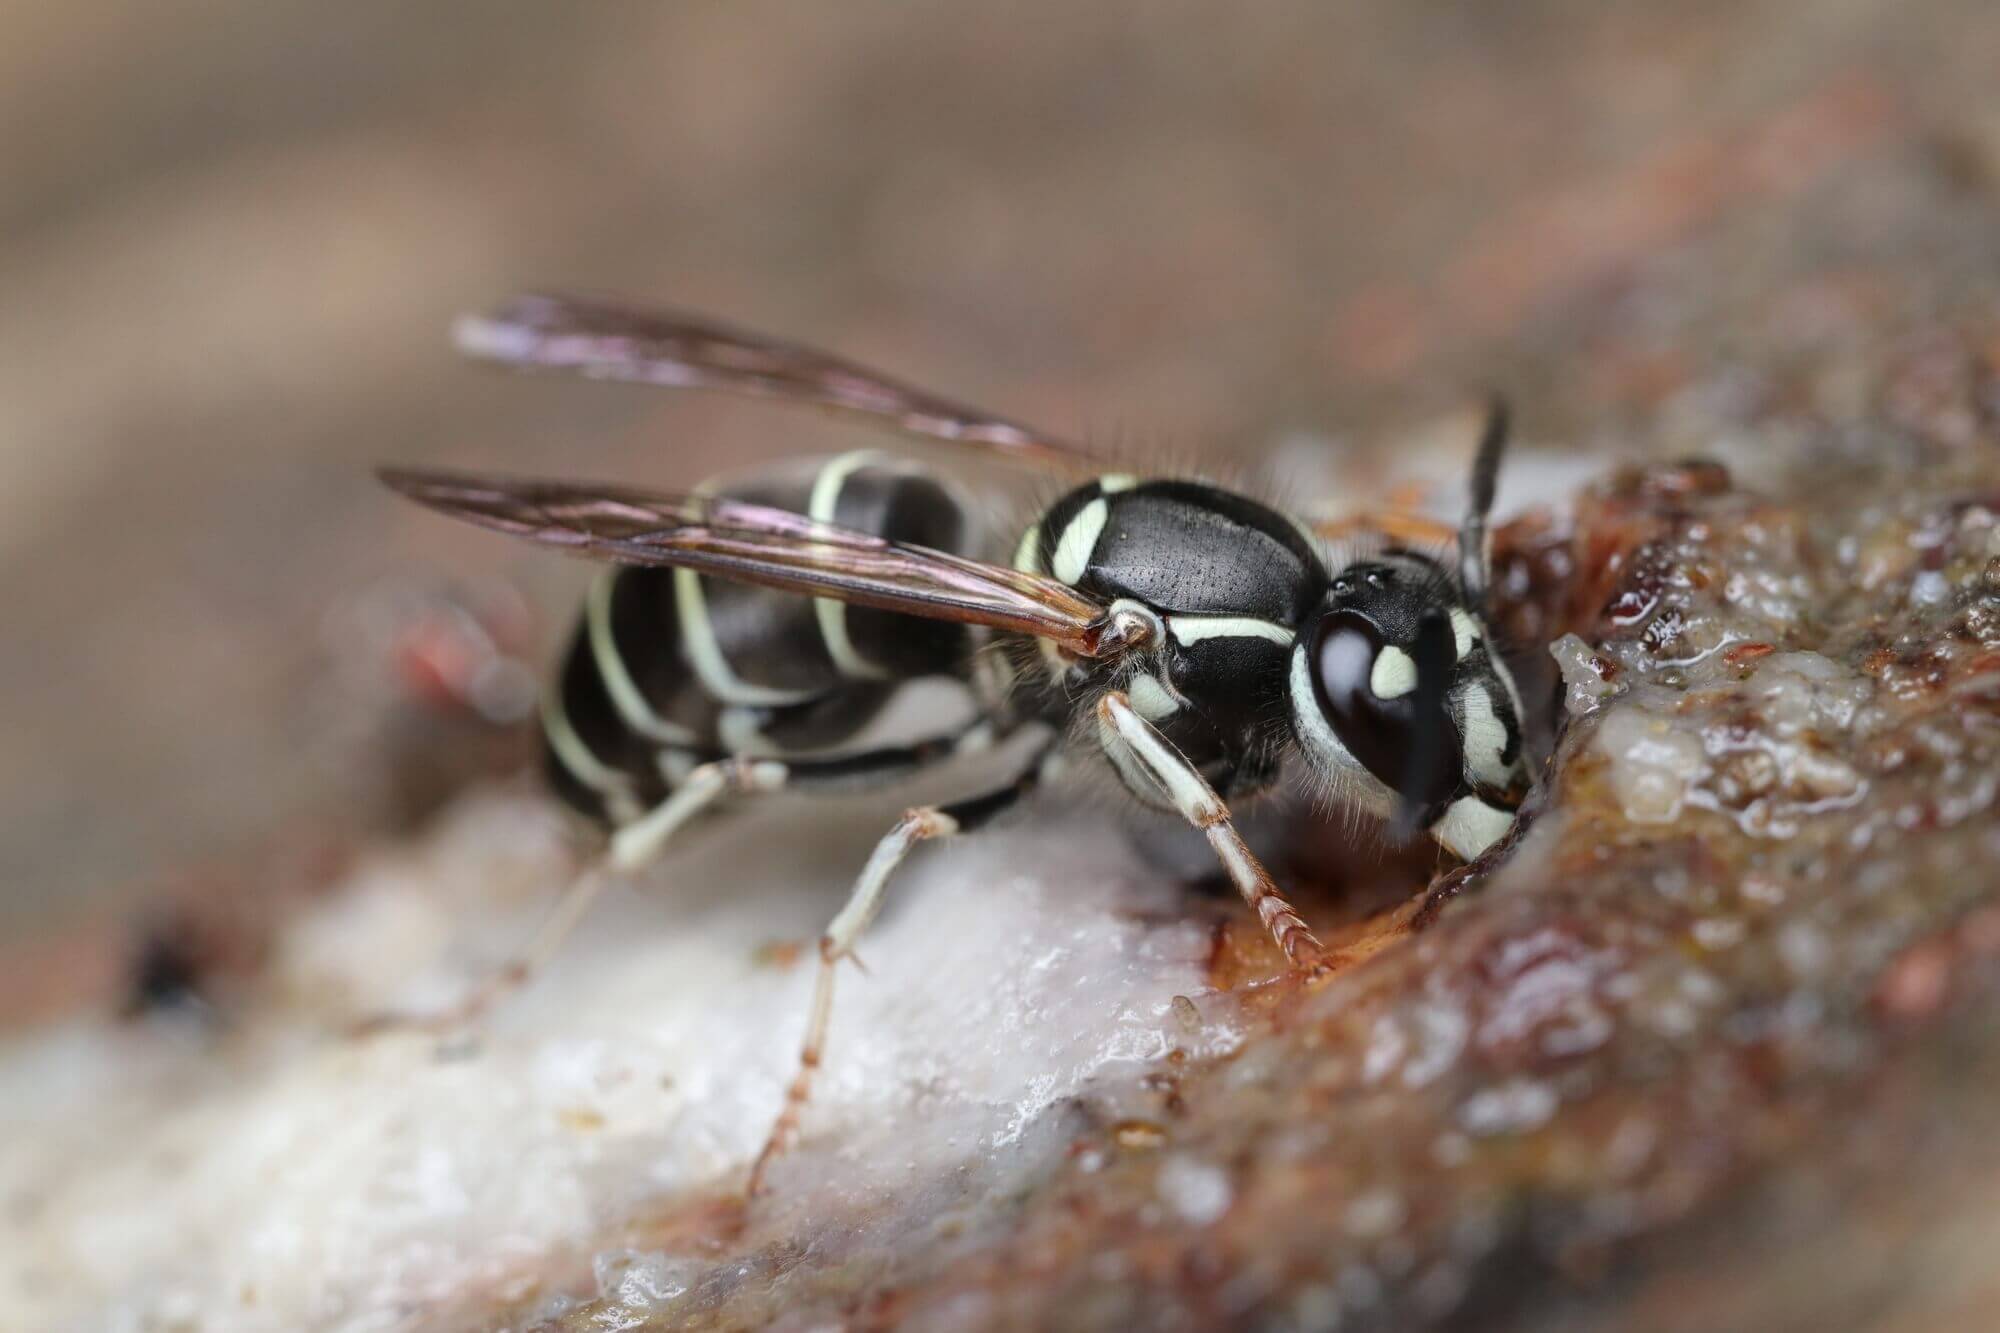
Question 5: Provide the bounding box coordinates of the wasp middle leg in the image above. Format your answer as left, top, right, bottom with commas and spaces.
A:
748, 731, 1058, 1195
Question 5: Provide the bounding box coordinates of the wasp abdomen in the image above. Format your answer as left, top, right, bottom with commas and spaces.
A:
541, 452, 974, 823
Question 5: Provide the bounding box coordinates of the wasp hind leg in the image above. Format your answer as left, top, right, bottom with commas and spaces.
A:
352, 721, 1004, 1038
748, 740, 1055, 1196
1096, 691, 1325, 971
352, 756, 786, 1037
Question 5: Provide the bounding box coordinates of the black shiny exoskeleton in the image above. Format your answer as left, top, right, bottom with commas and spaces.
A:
381, 293, 1531, 1193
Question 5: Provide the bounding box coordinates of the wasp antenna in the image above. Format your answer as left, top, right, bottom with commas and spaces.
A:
1388, 605, 1457, 845
1456, 394, 1510, 611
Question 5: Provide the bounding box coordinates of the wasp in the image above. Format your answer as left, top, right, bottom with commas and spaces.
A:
381, 294, 1530, 1193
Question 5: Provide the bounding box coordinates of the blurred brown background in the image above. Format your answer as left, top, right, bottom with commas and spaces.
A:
7, 0, 2000, 932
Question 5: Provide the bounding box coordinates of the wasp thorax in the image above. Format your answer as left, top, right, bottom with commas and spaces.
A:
1306, 605, 1463, 813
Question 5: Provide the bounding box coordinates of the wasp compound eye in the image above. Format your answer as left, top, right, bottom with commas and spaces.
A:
1308, 609, 1462, 814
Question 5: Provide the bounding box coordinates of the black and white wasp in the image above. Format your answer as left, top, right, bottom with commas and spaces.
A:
381, 294, 1531, 1192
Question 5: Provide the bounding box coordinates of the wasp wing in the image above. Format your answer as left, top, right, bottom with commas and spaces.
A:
380, 466, 1118, 654
453, 293, 1096, 472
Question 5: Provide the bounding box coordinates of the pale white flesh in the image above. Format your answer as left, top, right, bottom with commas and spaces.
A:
0, 783, 1247, 1332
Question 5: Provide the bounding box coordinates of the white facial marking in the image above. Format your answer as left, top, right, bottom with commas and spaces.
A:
1287, 646, 1395, 816
1127, 673, 1180, 721
1289, 644, 1352, 768
1167, 615, 1295, 647
1369, 645, 1418, 699
1459, 683, 1513, 786
1449, 608, 1479, 661
1430, 795, 1516, 861
809, 451, 894, 681
1097, 473, 1139, 493
1052, 497, 1110, 585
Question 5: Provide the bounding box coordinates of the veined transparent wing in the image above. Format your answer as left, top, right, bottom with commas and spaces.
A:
380, 466, 1125, 655
454, 294, 1096, 472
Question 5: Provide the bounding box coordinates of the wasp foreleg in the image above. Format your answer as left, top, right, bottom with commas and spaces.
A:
1096, 691, 1325, 971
